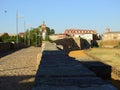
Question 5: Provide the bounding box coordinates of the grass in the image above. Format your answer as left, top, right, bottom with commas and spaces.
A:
86, 48, 120, 67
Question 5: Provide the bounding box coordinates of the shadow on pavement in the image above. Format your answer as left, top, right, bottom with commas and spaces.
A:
0, 75, 35, 90
33, 50, 117, 89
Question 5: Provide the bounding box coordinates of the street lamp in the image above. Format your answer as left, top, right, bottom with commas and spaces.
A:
16, 11, 24, 48
16, 11, 18, 47
24, 20, 27, 47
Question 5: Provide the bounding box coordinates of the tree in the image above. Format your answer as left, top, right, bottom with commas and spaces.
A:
50, 29, 55, 34
0, 25, 55, 46
25, 28, 42, 46
46, 27, 55, 35
1, 33, 10, 42
46, 27, 50, 35
0, 36, 3, 42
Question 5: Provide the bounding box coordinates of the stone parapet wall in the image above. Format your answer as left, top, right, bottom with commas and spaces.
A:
112, 67, 120, 80
0, 42, 12, 53
98, 40, 120, 48
0, 42, 25, 54
54, 38, 80, 53
33, 41, 117, 90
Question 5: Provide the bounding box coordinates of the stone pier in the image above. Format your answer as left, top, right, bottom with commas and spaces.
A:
33, 42, 117, 90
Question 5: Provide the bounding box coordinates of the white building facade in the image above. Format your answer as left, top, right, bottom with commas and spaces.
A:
64, 29, 98, 40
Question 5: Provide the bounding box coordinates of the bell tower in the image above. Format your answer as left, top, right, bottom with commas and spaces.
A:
41, 21, 46, 32
105, 28, 110, 33
40, 21, 47, 40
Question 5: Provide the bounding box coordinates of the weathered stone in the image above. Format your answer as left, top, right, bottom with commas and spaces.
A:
33, 84, 116, 90
33, 42, 117, 90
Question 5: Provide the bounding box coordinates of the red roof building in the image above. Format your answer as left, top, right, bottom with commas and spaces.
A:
19, 32, 25, 38
64, 29, 97, 34
64, 29, 98, 40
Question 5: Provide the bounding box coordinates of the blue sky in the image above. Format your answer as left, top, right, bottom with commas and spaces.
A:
0, 0, 120, 34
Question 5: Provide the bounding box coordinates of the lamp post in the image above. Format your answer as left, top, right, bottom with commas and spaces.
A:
16, 11, 18, 48
24, 20, 26, 47
28, 28, 31, 46
16, 11, 24, 48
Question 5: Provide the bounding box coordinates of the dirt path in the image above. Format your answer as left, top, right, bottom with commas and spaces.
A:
0, 47, 41, 90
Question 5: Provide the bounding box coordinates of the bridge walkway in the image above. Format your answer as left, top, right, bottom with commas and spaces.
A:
33, 42, 116, 90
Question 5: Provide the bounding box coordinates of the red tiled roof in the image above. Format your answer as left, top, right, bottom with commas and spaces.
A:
19, 32, 25, 35
64, 29, 97, 34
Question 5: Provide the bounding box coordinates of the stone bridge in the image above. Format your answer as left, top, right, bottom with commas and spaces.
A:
32, 42, 117, 90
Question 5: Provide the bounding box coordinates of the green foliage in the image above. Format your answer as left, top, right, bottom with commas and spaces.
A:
1, 25, 55, 47
0, 36, 3, 42
25, 28, 42, 46
39, 25, 55, 35
50, 29, 55, 34
1, 33, 10, 42
0, 33, 17, 43
46, 27, 51, 35
10, 36, 16, 42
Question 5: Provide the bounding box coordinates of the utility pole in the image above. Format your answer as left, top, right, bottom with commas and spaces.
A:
24, 20, 26, 47
28, 30, 30, 46
16, 11, 24, 48
16, 11, 19, 48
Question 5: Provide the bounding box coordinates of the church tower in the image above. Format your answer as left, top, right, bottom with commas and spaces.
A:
105, 28, 110, 33
40, 21, 47, 40
41, 21, 46, 33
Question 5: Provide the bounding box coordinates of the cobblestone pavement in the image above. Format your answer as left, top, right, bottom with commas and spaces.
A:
0, 47, 41, 90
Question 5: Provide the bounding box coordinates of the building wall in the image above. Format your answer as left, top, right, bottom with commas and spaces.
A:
49, 34, 66, 40
64, 29, 97, 40
74, 34, 93, 40
103, 33, 120, 40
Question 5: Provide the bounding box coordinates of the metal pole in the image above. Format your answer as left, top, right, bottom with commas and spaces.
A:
24, 20, 26, 47
36, 33, 37, 47
16, 11, 19, 48
29, 30, 30, 46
